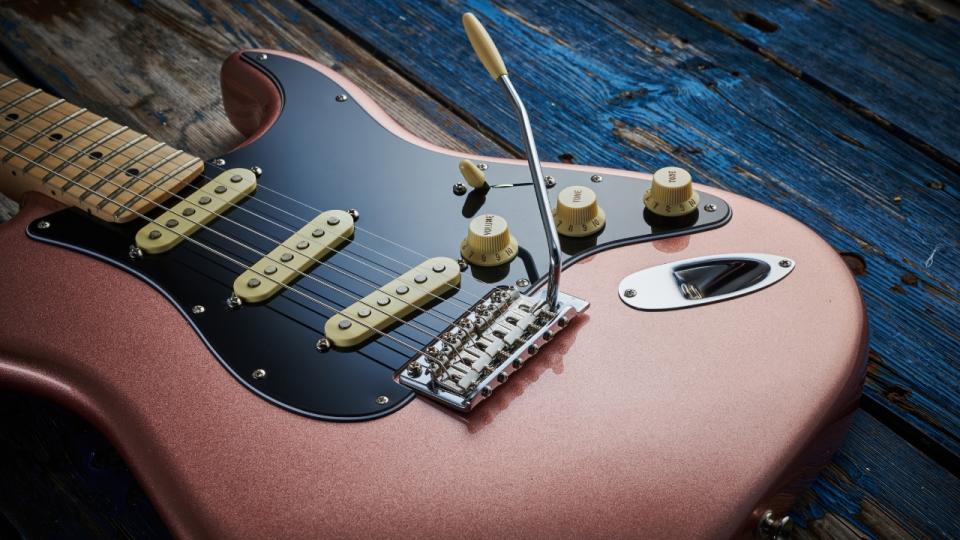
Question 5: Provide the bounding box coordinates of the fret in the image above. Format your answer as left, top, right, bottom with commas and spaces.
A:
99, 149, 182, 210
42, 125, 129, 184
0, 78, 18, 91
0, 88, 42, 115
23, 116, 106, 173
117, 157, 202, 219
80, 141, 166, 201
60, 133, 147, 197
1, 100, 71, 163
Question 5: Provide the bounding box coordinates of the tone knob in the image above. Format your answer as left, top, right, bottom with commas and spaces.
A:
644, 166, 700, 217
460, 213, 518, 267
554, 185, 605, 237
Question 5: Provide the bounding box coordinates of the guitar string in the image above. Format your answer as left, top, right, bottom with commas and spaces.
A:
0, 129, 462, 352
0, 102, 479, 331
0, 86, 489, 309
0, 140, 446, 363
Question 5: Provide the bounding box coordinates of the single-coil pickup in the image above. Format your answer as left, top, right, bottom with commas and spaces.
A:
135, 168, 257, 254
325, 257, 461, 347
233, 210, 355, 303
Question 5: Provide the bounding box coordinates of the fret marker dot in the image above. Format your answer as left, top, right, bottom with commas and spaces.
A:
214, 185, 227, 194
148, 230, 162, 240
165, 218, 179, 228
182, 207, 196, 216
414, 274, 428, 284
357, 308, 372, 318
280, 253, 294, 262
296, 240, 309, 250
264, 265, 277, 275
311, 228, 325, 238
247, 278, 261, 288
395, 285, 409, 295
230, 174, 243, 183
198, 196, 212, 205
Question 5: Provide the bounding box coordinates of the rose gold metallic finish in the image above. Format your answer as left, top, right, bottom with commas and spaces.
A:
0, 51, 867, 539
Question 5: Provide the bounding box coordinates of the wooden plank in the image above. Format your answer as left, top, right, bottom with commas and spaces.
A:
671, 0, 960, 168
792, 410, 960, 539
305, 0, 960, 464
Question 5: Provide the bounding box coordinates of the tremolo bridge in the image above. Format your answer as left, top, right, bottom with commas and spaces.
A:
400, 286, 588, 411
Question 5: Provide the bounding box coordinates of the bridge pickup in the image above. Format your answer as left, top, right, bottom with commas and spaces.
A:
325, 257, 461, 347
233, 210, 355, 303
135, 168, 257, 254
399, 286, 589, 411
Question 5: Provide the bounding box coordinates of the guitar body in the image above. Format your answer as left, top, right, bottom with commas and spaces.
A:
0, 50, 866, 538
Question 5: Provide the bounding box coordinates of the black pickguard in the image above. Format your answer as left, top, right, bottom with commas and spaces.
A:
27, 53, 730, 421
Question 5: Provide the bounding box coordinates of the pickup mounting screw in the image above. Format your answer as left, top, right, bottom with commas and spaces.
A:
453, 182, 467, 196
515, 278, 530, 287
252, 369, 266, 380
624, 288, 637, 298
544, 175, 556, 188
256, 53, 268, 61
211, 158, 226, 166
779, 259, 792, 268
590, 174, 602, 183
375, 395, 389, 405
316, 337, 330, 352
335, 94, 348, 102
37, 220, 50, 230
250, 166, 263, 177
704, 203, 717, 212
191, 305, 205, 314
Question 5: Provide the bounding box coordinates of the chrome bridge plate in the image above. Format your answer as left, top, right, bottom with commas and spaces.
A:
399, 286, 589, 411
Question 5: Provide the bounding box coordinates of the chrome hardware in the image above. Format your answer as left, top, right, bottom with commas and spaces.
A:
250, 166, 263, 177
252, 368, 266, 379
704, 203, 717, 212
36, 220, 50, 229
399, 286, 588, 411
335, 94, 348, 102
128, 245, 143, 260
458, 258, 469, 271
226, 294, 242, 309
515, 277, 530, 287
256, 53, 268, 61
211, 158, 226, 167
191, 305, 205, 314
375, 395, 389, 405
452, 182, 467, 195
477, 162, 488, 171
544, 175, 556, 188
757, 510, 792, 540
590, 174, 602, 183
619, 253, 795, 311
316, 336, 331, 352
347, 208, 360, 220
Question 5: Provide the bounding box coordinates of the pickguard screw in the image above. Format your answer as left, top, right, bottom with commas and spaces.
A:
375, 395, 389, 405
37, 220, 50, 229
704, 203, 717, 212
624, 288, 637, 298
515, 278, 530, 287
226, 294, 242, 309
252, 369, 267, 379
452, 182, 467, 196
250, 166, 263, 177
757, 510, 792, 540
590, 174, 603, 183
316, 337, 331, 352
191, 305, 205, 314
335, 94, 348, 102
256, 53, 268, 61
211, 158, 226, 167
477, 163, 488, 171
128, 245, 143, 260
779, 259, 792, 268
458, 258, 468, 272
544, 175, 556, 188
347, 208, 360, 220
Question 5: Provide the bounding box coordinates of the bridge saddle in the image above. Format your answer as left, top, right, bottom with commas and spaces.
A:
399, 286, 588, 411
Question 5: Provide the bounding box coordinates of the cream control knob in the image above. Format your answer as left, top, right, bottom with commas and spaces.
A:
644, 166, 700, 217
460, 213, 518, 267
458, 159, 487, 189
554, 185, 605, 237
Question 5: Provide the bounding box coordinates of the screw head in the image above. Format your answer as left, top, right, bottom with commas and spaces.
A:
256, 53, 268, 61
452, 182, 467, 195
515, 278, 530, 287
477, 163, 488, 171
128, 245, 143, 260
704, 203, 717, 212
527, 344, 540, 355
316, 337, 331, 352
211, 158, 226, 167
191, 305, 205, 314
544, 175, 556, 188
252, 368, 266, 379
226, 294, 242, 309
250, 166, 263, 177
36, 220, 50, 230
347, 208, 360, 220
590, 174, 603, 183
335, 94, 348, 102
375, 395, 389, 405
779, 259, 792, 268
406, 363, 423, 377
623, 288, 637, 298
458, 258, 468, 271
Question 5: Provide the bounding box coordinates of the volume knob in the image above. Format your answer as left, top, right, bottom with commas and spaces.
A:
460, 213, 519, 267
644, 166, 700, 217
554, 185, 605, 237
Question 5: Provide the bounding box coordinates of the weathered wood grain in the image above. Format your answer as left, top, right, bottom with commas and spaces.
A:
672, 0, 960, 169
306, 0, 960, 465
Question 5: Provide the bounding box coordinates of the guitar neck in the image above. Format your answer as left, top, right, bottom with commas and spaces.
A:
0, 75, 203, 223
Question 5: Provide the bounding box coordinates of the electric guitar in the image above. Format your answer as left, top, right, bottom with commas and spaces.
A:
0, 14, 866, 539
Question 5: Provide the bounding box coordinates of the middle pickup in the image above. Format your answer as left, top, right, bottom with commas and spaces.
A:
233, 210, 355, 303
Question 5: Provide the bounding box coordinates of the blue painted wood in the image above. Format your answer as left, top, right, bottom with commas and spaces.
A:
672, 0, 960, 168
306, 0, 960, 464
